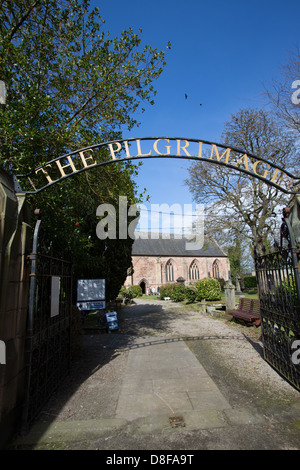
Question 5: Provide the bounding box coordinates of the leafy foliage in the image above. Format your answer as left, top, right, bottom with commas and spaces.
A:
119, 284, 142, 303
0, 0, 168, 172
184, 286, 197, 303
227, 239, 242, 278
277, 275, 298, 299
0, 0, 169, 301
170, 284, 186, 302
195, 277, 221, 301
159, 283, 175, 300
119, 288, 134, 303
128, 285, 143, 298
243, 276, 257, 289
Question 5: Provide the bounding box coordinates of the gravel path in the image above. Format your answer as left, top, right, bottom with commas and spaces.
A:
118, 298, 299, 401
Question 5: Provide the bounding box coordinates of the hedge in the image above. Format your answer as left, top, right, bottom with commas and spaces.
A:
243, 276, 257, 288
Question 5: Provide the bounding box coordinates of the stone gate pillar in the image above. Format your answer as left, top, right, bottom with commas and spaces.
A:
0, 168, 31, 448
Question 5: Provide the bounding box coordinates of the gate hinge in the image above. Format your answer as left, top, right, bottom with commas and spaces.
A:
26, 252, 37, 261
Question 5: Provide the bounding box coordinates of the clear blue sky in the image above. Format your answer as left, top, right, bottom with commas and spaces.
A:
91, 0, 300, 230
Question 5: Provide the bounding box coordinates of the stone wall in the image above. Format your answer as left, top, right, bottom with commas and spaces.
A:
0, 169, 32, 448
125, 255, 230, 293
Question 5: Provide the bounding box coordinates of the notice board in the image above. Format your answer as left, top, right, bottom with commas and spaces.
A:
76, 278, 106, 310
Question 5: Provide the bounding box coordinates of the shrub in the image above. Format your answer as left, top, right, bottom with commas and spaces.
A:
184, 286, 197, 303
118, 285, 142, 303
119, 286, 127, 297
171, 284, 186, 302
128, 285, 143, 298
159, 283, 175, 300
123, 289, 133, 303
195, 277, 221, 301
243, 276, 257, 288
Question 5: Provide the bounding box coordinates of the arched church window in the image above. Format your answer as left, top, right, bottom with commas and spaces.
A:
212, 259, 220, 278
189, 260, 200, 281
166, 260, 174, 282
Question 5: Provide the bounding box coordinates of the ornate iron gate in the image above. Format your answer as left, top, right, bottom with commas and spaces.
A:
22, 213, 72, 430
255, 209, 300, 391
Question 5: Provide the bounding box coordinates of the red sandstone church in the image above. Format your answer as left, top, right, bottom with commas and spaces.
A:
124, 233, 230, 294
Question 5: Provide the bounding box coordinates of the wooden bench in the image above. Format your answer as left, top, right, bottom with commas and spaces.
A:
227, 298, 261, 327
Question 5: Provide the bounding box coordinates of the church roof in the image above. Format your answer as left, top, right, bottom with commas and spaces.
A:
131, 233, 227, 258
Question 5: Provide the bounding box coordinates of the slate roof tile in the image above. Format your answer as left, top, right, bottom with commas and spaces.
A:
131, 233, 226, 257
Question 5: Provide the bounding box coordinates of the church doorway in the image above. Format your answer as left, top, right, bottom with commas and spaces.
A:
139, 280, 147, 294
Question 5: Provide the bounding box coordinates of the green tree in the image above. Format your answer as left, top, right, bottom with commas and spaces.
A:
0, 0, 169, 300
0, 0, 168, 171
227, 239, 241, 282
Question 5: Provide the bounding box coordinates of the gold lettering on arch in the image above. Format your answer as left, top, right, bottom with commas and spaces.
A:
136, 139, 151, 157
18, 137, 297, 194
176, 139, 191, 157
153, 139, 171, 155
252, 160, 271, 179
209, 144, 231, 163
35, 164, 54, 183
234, 154, 249, 172
56, 155, 77, 177
79, 149, 96, 168
108, 142, 122, 159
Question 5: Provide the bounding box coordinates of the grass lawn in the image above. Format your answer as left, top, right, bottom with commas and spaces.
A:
143, 289, 259, 303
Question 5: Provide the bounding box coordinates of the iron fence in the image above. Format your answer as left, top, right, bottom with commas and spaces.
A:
255, 214, 300, 390
22, 215, 72, 430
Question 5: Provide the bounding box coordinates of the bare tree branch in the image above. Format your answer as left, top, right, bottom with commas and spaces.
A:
186, 109, 294, 256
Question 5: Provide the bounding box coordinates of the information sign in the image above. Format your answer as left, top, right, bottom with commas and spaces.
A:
76, 278, 106, 310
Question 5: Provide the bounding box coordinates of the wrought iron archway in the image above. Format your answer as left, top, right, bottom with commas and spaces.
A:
13, 136, 299, 195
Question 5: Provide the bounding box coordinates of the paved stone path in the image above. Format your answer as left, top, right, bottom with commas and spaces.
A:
116, 337, 231, 428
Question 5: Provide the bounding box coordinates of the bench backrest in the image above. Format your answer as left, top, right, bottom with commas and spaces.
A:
251, 299, 260, 314
238, 297, 260, 314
